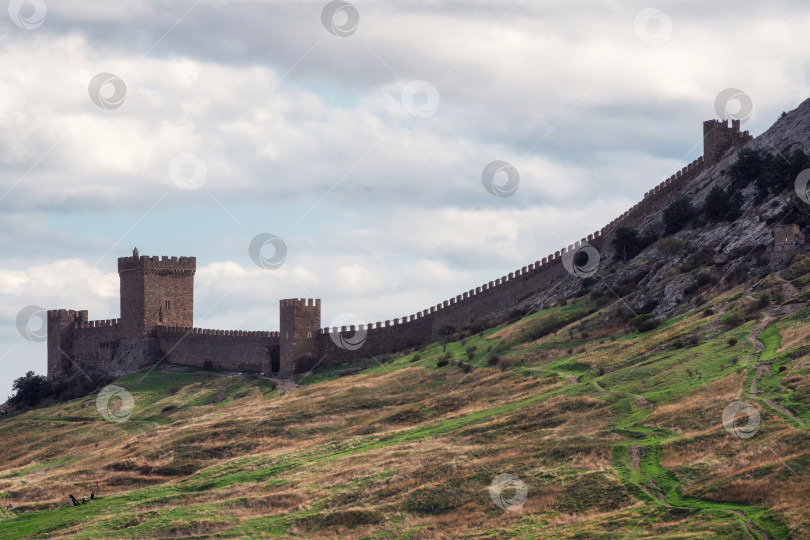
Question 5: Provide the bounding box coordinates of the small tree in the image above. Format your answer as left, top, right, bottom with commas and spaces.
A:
10, 371, 50, 407
438, 324, 458, 351
611, 226, 640, 262
704, 186, 730, 221
663, 196, 695, 235
728, 148, 767, 189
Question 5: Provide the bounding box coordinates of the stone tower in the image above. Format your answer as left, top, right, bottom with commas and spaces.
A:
703, 119, 753, 165
279, 298, 321, 376
118, 248, 196, 336
46, 309, 87, 379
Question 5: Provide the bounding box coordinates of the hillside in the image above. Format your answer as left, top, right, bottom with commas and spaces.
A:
4, 100, 810, 538
1, 256, 810, 537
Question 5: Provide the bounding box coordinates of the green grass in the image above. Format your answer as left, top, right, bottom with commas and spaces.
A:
2, 276, 810, 538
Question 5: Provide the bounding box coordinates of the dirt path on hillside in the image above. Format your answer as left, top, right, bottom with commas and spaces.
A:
748, 315, 773, 394
727, 509, 771, 540
764, 399, 806, 428
746, 301, 807, 428
628, 445, 642, 470
769, 273, 801, 300
275, 378, 298, 396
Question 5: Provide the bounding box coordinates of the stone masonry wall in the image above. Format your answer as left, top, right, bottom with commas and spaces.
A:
50, 119, 762, 379
308, 154, 712, 370
155, 326, 280, 374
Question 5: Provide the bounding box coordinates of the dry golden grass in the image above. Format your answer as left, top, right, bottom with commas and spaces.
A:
777, 321, 810, 353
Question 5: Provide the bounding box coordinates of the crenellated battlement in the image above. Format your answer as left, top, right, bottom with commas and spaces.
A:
73, 318, 121, 329
117, 254, 196, 274
47, 309, 89, 323
703, 119, 753, 165
315, 151, 709, 343
154, 325, 279, 338
279, 298, 320, 308
48, 118, 753, 379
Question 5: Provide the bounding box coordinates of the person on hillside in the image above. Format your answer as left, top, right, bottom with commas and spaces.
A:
69, 494, 78, 507
90, 492, 94, 501
81, 495, 87, 504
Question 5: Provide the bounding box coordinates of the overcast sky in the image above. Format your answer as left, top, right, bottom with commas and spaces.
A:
2, 0, 809, 398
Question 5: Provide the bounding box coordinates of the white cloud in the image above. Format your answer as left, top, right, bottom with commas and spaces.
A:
3, 0, 810, 398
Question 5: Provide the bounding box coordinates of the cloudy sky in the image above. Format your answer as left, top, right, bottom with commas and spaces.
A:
1, 0, 809, 397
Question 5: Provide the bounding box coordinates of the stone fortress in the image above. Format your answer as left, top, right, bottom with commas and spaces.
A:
47, 119, 757, 380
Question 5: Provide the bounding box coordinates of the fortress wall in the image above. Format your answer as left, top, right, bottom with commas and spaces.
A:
70, 319, 124, 371
315, 313, 435, 366
314, 156, 708, 367
155, 326, 280, 373
615, 157, 705, 231
47, 122, 726, 379
314, 252, 573, 365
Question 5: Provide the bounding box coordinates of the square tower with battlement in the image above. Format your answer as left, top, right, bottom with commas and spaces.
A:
703, 119, 753, 165
279, 298, 321, 376
118, 248, 196, 336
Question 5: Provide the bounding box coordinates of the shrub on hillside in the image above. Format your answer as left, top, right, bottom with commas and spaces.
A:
628, 314, 653, 329
9, 371, 51, 407
628, 314, 660, 332
611, 226, 647, 262
487, 354, 500, 366
655, 237, 686, 256
436, 359, 449, 368
729, 148, 768, 189
663, 196, 695, 235
704, 186, 743, 222
722, 311, 745, 328
638, 318, 660, 332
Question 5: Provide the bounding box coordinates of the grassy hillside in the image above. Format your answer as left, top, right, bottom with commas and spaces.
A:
2, 262, 810, 538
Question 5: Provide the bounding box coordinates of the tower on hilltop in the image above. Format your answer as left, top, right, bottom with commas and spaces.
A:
118, 248, 196, 335
279, 298, 321, 376
703, 119, 753, 165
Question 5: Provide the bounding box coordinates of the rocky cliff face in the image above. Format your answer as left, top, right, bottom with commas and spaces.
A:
520, 97, 810, 321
